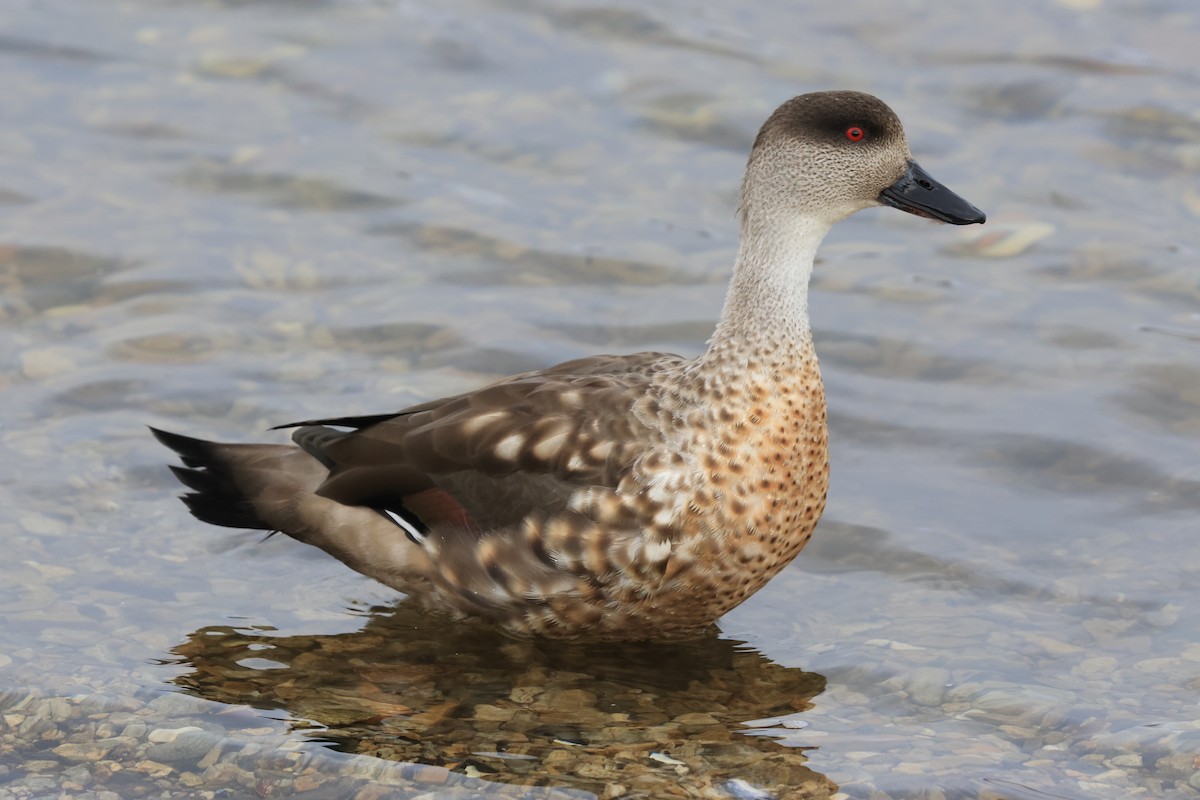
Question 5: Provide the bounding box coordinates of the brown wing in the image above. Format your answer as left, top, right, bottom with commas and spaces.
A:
284, 353, 683, 529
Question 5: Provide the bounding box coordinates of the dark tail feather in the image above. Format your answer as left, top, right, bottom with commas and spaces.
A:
150, 427, 272, 531
271, 411, 403, 431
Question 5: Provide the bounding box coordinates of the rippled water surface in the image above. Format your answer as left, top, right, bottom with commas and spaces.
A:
3, 1, 1199, 798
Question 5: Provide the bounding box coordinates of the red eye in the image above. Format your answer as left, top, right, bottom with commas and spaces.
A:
845, 126, 865, 142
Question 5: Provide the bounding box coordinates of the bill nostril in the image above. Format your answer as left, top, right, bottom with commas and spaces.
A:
916, 179, 934, 190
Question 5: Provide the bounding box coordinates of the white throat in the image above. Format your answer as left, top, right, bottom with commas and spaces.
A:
705, 213, 831, 364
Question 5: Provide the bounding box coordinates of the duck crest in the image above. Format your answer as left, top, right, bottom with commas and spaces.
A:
153, 90, 983, 639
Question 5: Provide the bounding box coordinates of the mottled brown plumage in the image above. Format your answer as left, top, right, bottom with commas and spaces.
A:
154, 90, 984, 639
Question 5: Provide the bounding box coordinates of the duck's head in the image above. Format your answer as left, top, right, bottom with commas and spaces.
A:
740, 90, 985, 228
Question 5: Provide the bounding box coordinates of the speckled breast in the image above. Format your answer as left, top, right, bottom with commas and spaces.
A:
571, 358, 831, 638
671, 363, 830, 626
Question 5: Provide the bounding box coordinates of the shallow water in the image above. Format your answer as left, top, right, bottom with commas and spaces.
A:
2, 0, 1199, 797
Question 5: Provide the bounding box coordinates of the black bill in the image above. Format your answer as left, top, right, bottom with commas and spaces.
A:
879, 160, 986, 225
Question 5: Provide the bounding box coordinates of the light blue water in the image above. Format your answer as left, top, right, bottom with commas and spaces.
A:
2, 1, 1199, 797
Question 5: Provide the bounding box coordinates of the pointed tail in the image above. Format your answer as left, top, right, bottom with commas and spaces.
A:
151, 426, 434, 592
150, 427, 323, 532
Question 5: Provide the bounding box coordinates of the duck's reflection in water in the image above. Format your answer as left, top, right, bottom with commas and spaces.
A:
169, 603, 837, 798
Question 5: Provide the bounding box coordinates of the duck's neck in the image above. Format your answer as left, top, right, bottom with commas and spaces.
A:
703, 212, 830, 369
